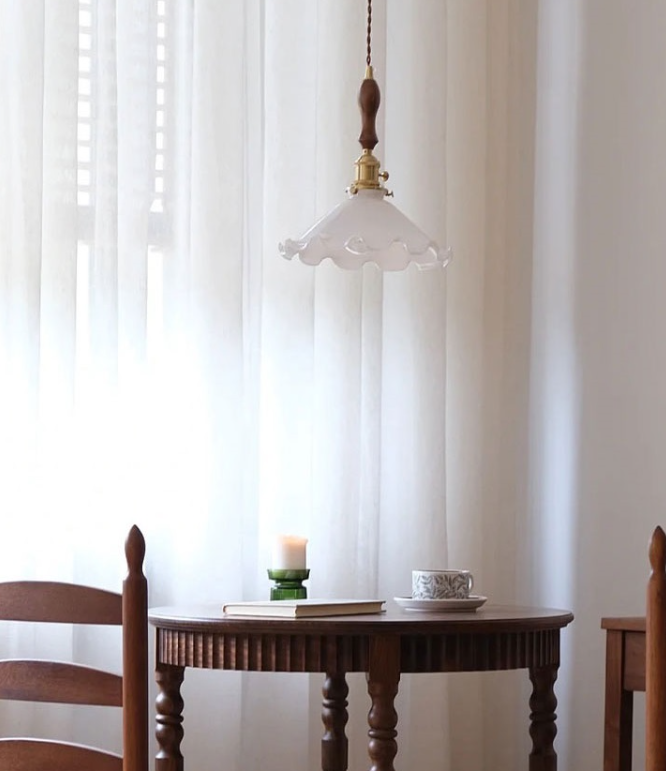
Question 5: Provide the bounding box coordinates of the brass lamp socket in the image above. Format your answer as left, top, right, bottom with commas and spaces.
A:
349, 149, 389, 194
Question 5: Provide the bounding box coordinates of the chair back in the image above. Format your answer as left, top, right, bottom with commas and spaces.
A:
647, 525, 666, 771
0, 525, 149, 771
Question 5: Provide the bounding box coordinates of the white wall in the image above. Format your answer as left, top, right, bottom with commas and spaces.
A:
512, 0, 666, 766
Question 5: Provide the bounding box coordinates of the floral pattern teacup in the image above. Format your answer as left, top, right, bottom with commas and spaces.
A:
412, 569, 474, 600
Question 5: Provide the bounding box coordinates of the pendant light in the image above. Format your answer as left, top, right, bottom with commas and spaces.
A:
279, 0, 451, 272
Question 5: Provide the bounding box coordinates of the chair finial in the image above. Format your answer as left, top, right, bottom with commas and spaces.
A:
649, 526, 666, 574
125, 525, 146, 575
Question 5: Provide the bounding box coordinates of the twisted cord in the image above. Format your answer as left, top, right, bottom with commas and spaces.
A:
366, 0, 372, 67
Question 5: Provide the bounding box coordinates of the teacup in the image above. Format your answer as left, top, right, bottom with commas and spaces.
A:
412, 569, 474, 600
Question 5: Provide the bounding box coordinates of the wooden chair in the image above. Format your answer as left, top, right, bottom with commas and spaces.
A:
646, 525, 666, 771
0, 524, 149, 771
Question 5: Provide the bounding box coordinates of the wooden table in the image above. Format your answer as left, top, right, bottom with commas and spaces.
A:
601, 616, 646, 771
149, 604, 573, 771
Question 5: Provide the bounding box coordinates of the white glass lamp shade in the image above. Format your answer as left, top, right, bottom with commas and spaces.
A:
279, 189, 451, 271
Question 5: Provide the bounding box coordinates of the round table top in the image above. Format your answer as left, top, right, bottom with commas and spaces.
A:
149, 602, 574, 635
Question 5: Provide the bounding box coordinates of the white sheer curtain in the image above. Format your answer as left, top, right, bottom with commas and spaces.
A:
0, 0, 454, 768
6, 0, 666, 769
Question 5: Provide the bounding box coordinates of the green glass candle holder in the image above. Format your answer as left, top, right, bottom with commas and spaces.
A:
268, 569, 310, 600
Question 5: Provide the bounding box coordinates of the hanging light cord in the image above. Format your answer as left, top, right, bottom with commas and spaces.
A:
366, 0, 372, 67
349, 0, 391, 195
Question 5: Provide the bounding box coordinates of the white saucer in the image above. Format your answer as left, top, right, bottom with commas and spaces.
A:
393, 595, 487, 612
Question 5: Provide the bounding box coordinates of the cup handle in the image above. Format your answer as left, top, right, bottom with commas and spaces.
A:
467, 574, 474, 594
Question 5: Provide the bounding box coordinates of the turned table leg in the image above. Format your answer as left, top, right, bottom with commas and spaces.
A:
529, 664, 559, 771
322, 672, 349, 771
366, 635, 401, 771
155, 663, 185, 771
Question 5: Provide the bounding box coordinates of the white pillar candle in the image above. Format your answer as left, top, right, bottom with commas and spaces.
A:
272, 535, 308, 570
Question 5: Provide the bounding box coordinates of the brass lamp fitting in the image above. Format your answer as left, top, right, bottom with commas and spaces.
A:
348, 65, 391, 196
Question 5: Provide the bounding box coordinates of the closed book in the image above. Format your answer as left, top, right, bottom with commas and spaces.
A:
222, 598, 385, 618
